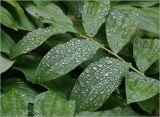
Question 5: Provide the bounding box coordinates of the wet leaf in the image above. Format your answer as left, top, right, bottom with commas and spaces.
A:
26, 3, 74, 30
10, 25, 74, 59
0, 6, 17, 30
36, 39, 100, 82
133, 37, 160, 72
82, 0, 110, 37
0, 30, 15, 54
0, 89, 28, 116
0, 55, 14, 74
106, 6, 138, 53
75, 107, 139, 116
70, 57, 129, 112
34, 91, 75, 117
125, 72, 160, 103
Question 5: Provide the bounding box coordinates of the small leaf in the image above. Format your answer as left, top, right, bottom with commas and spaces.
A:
1, 77, 39, 103
75, 107, 139, 116
4, 0, 35, 31
0, 30, 15, 54
34, 91, 75, 117
36, 38, 100, 82
82, 0, 110, 37
26, 3, 74, 31
133, 37, 160, 72
0, 6, 17, 30
10, 26, 74, 59
0, 55, 14, 74
70, 57, 129, 112
0, 89, 28, 116
106, 6, 138, 53
125, 72, 160, 103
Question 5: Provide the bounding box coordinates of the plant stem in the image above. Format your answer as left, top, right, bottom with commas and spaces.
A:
77, 32, 145, 77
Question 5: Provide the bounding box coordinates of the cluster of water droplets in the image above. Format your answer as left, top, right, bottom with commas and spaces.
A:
71, 57, 129, 112
82, 0, 110, 37
105, 7, 138, 53
36, 38, 99, 82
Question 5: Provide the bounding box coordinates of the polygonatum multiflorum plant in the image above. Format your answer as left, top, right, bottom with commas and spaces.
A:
0, 0, 160, 116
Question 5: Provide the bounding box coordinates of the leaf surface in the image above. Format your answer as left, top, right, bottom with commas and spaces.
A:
133, 38, 160, 72
70, 57, 129, 112
82, 0, 110, 37
34, 91, 75, 117
75, 107, 139, 116
0, 30, 15, 54
36, 38, 100, 82
10, 26, 74, 59
0, 6, 17, 30
0, 89, 28, 116
0, 55, 14, 74
125, 72, 160, 103
106, 6, 138, 53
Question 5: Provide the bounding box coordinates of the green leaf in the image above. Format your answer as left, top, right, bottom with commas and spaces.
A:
138, 95, 158, 113
145, 60, 159, 75
5, 0, 35, 31
0, 89, 28, 116
70, 57, 129, 112
82, 0, 110, 37
137, 8, 159, 34
34, 91, 75, 117
13, 55, 41, 82
133, 38, 160, 72
106, 6, 138, 53
0, 55, 14, 74
1, 77, 39, 103
10, 25, 74, 59
25, 3, 74, 31
35, 38, 100, 82
0, 6, 17, 30
125, 72, 160, 104
75, 107, 139, 116
0, 30, 15, 54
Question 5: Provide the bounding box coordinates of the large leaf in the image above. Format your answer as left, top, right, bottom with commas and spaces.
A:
1, 77, 39, 103
0, 30, 15, 54
34, 91, 75, 117
75, 107, 139, 116
106, 6, 138, 53
35, 38, 100, 82
0, 6, 17, 30
10, 25, 74, 59
125, 72, 160, 103
82, 0, 110, 37
133, 38, 160, 72
70, 57, 129, 112
0, 89, 28, 116
26, 3, 74, 30
0, 55, 14, 74
4, 0, 35, 31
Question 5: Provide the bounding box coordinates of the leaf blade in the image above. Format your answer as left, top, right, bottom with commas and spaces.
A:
70, 57, 129, 112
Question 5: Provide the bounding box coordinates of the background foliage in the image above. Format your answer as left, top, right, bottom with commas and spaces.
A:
0, 0, 159, 116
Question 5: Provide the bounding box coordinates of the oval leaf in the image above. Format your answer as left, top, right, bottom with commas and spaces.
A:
70, 57, 129, 112
82, 0, 110, 37
35, 38, 100, 82
10, 25, 74, 59
133, 38, 160, 72
0, 55, 14, 74
0, 89, 28, 116
0, 6, 17, 30
106, 6, 138, 53
34, 91, 75, 117
125, 72, 160, 103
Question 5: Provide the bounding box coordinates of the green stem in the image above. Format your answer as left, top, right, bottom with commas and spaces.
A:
77, 32, 145, 77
